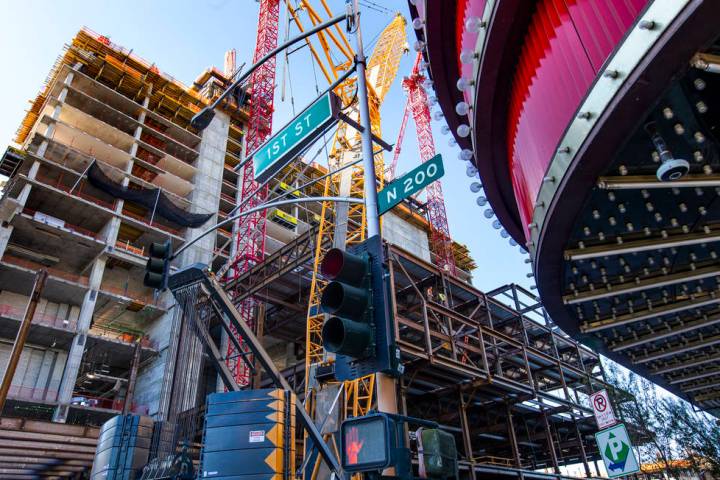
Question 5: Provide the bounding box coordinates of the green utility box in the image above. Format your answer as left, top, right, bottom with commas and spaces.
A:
417, 428, 458, 479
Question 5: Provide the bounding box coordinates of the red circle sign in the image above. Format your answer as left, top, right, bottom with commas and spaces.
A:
593, 395, 607, 412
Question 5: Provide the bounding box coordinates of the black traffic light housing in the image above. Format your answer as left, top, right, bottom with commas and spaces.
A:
143, 240, 172, 290
319, 235, 402, 380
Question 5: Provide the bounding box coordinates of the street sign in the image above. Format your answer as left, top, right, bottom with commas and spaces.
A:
590, 389, 617, 429
252, 91, 340, 182
595, 424, 639, 478
377, 154, 445, 215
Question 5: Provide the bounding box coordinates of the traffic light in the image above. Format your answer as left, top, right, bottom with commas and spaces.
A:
320, 246, 373, 357
319, 235, 402, 381
143, 240, 172, 290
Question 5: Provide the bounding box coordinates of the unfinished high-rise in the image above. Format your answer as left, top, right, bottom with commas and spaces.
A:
0, 28, 251, 425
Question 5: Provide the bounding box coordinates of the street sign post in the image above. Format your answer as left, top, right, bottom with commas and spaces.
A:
252, 91, 340, 182
590, 389, 617, 430
377, 154, 445, 215
595, 424, 640, 478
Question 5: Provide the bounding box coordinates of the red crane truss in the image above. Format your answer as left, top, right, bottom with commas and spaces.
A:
401, 53, 457, 274
226, 0, 280, 386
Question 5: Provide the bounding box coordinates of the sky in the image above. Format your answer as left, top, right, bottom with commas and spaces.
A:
0, 0, 533, 293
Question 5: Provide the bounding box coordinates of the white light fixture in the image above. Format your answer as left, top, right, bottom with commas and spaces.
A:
459, 50, 478, 64
455, 102, 470, 116
483, 208, 494, 219
449, 138, 458, 147
465, 17, 486, 33
456, 77, 474, 92
476, 196, 487, 206
432, 111, 444, 121
427, 95, 437, 106
500, 229, 509, 238
413, 40, 426, 52
412, 18, 424, 30
492, 220, 502, 230
440, 125, 450, 135
466, 165, 477, 176
470, 182, 483, 193
457, 124, 471, 137
460, 149, 473, 161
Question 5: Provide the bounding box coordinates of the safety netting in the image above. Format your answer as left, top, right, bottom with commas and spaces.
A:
87, 162, 213, 228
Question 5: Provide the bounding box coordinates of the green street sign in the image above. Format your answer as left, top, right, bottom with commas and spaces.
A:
377, 154, 444, 216
595, 423, 639, 478
253, 92, 340, 182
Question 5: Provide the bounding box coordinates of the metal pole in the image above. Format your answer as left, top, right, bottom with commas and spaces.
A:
0, 270, 48, 413
350, 0, 398, 419
351, 0, 381, 239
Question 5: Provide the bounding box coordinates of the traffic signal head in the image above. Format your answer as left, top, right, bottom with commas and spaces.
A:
341, 413, 394, 472
144, 240, 172, 290
320, 248, 373, 357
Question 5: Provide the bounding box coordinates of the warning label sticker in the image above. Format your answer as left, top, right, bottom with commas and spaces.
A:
249, 430, 265, 443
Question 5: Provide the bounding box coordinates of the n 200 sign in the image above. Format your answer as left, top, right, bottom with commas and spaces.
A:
378, 154, 445, 215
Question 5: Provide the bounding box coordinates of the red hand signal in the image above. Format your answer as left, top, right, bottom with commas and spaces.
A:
345, 426, 365, 465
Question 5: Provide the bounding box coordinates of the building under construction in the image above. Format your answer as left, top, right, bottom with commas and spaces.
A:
0, 26, 615, 480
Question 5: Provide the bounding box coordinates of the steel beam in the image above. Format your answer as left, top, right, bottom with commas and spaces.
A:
611, 311, 720, 352
652, 352, 720, 375
597, 174, 720, 190
565, 266, 720, 305
668, 366, 720, 385
565, 229, 720, 261
634, 333, 720, 364
581, 293, 720, 333
681, 378, 720, 393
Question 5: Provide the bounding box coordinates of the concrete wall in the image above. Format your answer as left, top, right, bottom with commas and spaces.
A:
0, 291, 79, 330
382, 212, 431, 262
134, 111, 230, 419
0, 341, 67, 402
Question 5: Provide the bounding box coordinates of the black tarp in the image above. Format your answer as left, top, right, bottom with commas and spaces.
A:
87, 162, 213, 228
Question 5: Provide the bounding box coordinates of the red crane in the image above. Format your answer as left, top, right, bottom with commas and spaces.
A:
392, 53, 456, 274
226, 0, 280, 386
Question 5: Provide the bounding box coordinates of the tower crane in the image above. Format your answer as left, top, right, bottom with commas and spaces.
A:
390, 52, 456, 274
225, 0, 281, 386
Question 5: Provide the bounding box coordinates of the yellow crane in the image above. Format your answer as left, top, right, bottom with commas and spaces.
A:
284, 2, 407, 476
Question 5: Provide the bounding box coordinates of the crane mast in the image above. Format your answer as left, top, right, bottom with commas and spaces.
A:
225, 0, 281, 386
400, 53, 457, 274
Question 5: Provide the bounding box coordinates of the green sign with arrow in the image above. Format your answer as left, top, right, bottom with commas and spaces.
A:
595, 423, 639, 478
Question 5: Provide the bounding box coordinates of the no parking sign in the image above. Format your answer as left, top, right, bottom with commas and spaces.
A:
590, 389, 617, 429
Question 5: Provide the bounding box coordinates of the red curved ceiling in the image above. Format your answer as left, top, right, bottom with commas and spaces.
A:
503, 0, 648, 240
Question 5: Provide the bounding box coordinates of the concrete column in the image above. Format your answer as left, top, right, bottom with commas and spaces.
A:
133, 111, 230, 418
0, 224, 14, 259
52, 257, 107, 422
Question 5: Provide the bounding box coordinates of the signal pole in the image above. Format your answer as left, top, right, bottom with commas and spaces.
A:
349, 0, 398, 416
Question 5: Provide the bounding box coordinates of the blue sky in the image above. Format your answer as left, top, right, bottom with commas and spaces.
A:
0, 0, 533, 292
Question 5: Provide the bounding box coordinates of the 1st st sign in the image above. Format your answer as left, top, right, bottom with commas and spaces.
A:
377, 154, 445, 215
252, 91, 340, 183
